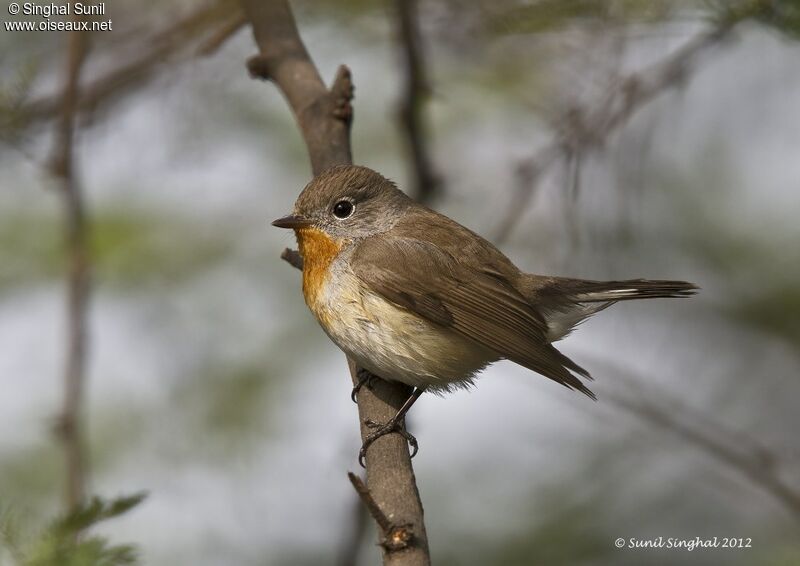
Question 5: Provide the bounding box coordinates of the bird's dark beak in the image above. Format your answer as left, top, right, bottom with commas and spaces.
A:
272, 214, 312, 229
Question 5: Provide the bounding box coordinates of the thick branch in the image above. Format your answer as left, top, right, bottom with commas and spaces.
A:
279, 248, 430, 564
242, 0, 351, 175
244, 1, 430, 563
49, 15, 91, 513
395, 0, 439, 204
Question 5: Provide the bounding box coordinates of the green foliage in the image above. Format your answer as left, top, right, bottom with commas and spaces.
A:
0, 407, 150, 515
0, 446, 62, 511
702, 0, 800, 37
55, 495, 144, 537
483, 503, 613, 565
0, 211, 59, 290
486, 0, 800, 39
88, 208, 234, 287
754, 0, 800, 39
0, 59, 38, 141
173, 322, 314, 456
659, 143, 800, 349
754, 541, 800, 566
294, 0, 384, 30
435, 491, 615, 566
728, 280, 800, 346
0, 207, 235, 291
183, 363, 273, 438
1, 494, 145, 566
486, 0, 674, 36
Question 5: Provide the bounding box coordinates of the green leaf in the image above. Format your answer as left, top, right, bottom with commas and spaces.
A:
54, 493, 147, 536
21, 494, 147, 566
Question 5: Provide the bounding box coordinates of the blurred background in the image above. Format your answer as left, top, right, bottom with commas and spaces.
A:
1, 0, 799, 564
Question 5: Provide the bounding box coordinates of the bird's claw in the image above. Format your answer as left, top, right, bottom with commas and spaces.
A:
351, 369, 379, 403
358, 418, 418, 467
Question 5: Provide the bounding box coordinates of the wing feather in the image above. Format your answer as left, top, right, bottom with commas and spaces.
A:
351, 237, 595, 398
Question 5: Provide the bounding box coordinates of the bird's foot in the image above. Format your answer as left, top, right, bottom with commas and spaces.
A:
351, 368, 380, 403
358, 417, 418, 468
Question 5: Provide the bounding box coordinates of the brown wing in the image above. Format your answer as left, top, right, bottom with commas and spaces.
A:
351, 236, 595, 398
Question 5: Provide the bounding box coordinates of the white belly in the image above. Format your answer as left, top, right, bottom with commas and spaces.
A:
314, 268, 494, 392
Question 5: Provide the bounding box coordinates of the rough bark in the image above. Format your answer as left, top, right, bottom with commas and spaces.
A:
240, 1, 430, 563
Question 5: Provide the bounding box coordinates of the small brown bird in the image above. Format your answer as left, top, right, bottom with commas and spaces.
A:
273, 165, 696, 463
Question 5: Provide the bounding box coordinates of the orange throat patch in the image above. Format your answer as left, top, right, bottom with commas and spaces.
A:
295, 227, 343, 313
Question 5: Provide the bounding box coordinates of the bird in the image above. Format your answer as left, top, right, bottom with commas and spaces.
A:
272, 165, 697, 464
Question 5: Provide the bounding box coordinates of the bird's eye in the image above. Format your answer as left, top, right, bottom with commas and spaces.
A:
332, 200, 354, 219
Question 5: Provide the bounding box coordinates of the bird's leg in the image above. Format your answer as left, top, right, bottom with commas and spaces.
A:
359, 387, 426, 467
351, 368, 381, 403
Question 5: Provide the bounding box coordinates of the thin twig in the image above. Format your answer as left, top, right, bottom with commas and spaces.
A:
280, 248, 304, 270
347, 472, 414, 552
496, 144, 561, 243
347, 472, 393, 534
336, 495, 369, 566
10, 0, 241, 132
197, 12, 247, 56
49, 14, 91, 513
239, 1, 430, 563
394, 0, 440, 204
493, 0, 773, 243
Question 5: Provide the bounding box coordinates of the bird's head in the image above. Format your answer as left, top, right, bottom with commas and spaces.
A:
272, 165, 412, 242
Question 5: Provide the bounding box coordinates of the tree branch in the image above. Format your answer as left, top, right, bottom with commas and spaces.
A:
336, 492, 369, 566
9, 0, 241, 133
242, 0, 351, 174
279, 247, 304, 271
241, 1, 430, 563
348, 472, 416, 552
49, 14, 91, 513
394, 0, 440, 204
197, 11, 247, 57
595, 359, 800, 521
335, 5, 441, 559
493, 0, 773, 243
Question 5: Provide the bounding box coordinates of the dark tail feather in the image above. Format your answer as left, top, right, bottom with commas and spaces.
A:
520, 276, 698, 343
562, 279, 698, 303
546, 279, 696, 398
515, 276, 697, 393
